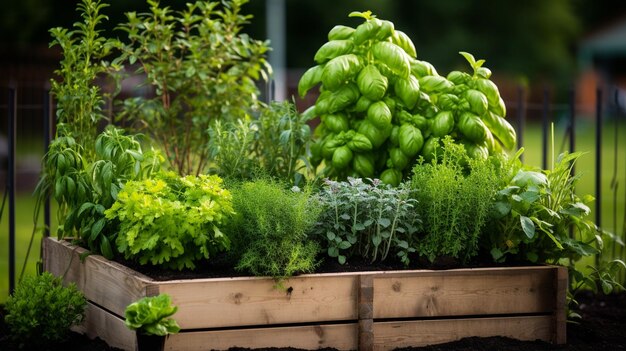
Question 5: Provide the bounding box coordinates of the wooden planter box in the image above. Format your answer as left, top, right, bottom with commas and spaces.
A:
43, 237, 567, 351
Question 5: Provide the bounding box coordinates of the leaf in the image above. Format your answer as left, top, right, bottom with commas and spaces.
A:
77, 202, 95, 218
526, 251, 538, 262
347, 234, 357, 244
397, 240, 409, 249
125, 149, 144, 161
512, 170, 547, 187
110, 184, 119, 200
493, 201, 512, 218
354, 223, 366, 231
338, 241, 351, 250
349, 10, 372, 19
520, 191, 540, 204
611, 259, 626, 270
562, 237, 600, 256
498, 186, 520, 196
520, 216, 535, 239
560, 202, 591, 217
279, 130, 291, 145
328, 246, 339, 258
490, 247, 503, 261
326, 231, 336, 241
338, 255, 346, 265
90, 218, 106, 242
378, 218, 391, 228
459, 51, 476, 69
100, 236, 114, 259
601, 280, 613, 295
372, 235, 382, 247
512, 194, 524, 203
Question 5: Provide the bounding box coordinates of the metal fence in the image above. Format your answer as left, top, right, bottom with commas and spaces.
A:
2, 83, 626, 295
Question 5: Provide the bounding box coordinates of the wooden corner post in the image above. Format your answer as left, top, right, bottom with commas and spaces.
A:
359, 274, 374, 351
554, 265, 568, 344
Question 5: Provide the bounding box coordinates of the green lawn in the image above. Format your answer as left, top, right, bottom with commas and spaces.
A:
1, 120, 624, 302
0, 195, 53, 303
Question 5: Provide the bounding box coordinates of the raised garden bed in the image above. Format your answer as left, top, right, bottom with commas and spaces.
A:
43, 237, 567, 351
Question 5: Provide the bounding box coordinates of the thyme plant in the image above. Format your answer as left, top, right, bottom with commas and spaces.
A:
409, 137, 500, 263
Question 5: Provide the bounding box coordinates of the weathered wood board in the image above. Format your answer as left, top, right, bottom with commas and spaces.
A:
44, 237, 567, 351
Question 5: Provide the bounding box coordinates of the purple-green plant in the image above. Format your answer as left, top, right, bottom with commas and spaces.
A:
314, 177, 420, 265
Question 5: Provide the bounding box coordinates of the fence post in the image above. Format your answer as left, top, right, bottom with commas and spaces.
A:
44, 90, 51, 237
8, 87, 17, 294
595, 90, 602, 229
595, 89, 602, 267
569, 88, 576, 175
612, 89, 621, 260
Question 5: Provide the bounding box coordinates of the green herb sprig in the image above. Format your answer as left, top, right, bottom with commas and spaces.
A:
409, 136, 500, 263
314, 177, 420, 265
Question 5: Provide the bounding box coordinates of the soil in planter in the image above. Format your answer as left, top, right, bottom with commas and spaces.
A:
115, 245, 537, 282
2, 291, 624, 351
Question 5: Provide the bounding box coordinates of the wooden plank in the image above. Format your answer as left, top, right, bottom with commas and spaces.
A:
373, 266, 556, 318
157, 274, 359, 329
359, 274, 374, 351
554, 265, 568, 344
43, 237, 154, 317
72, 302, 136, 351
373, 315, 554, 350
165, 323, 357, 351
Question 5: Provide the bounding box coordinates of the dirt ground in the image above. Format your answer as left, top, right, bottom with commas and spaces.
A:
1, 290, 625, 351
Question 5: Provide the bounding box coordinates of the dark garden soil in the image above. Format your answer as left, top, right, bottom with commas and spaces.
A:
1, 290, 625, 350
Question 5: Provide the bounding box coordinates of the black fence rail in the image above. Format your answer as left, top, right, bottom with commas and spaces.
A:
2, 83, 626, 296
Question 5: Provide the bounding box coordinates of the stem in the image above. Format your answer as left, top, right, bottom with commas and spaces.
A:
352, 199, 359, 255
383, 201, 401, 261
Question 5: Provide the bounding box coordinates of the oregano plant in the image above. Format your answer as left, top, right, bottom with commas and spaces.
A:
314, 178, 420, 265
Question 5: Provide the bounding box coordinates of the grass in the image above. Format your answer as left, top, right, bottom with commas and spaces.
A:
0, 194, 55, 303
1, 120, 624, 302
